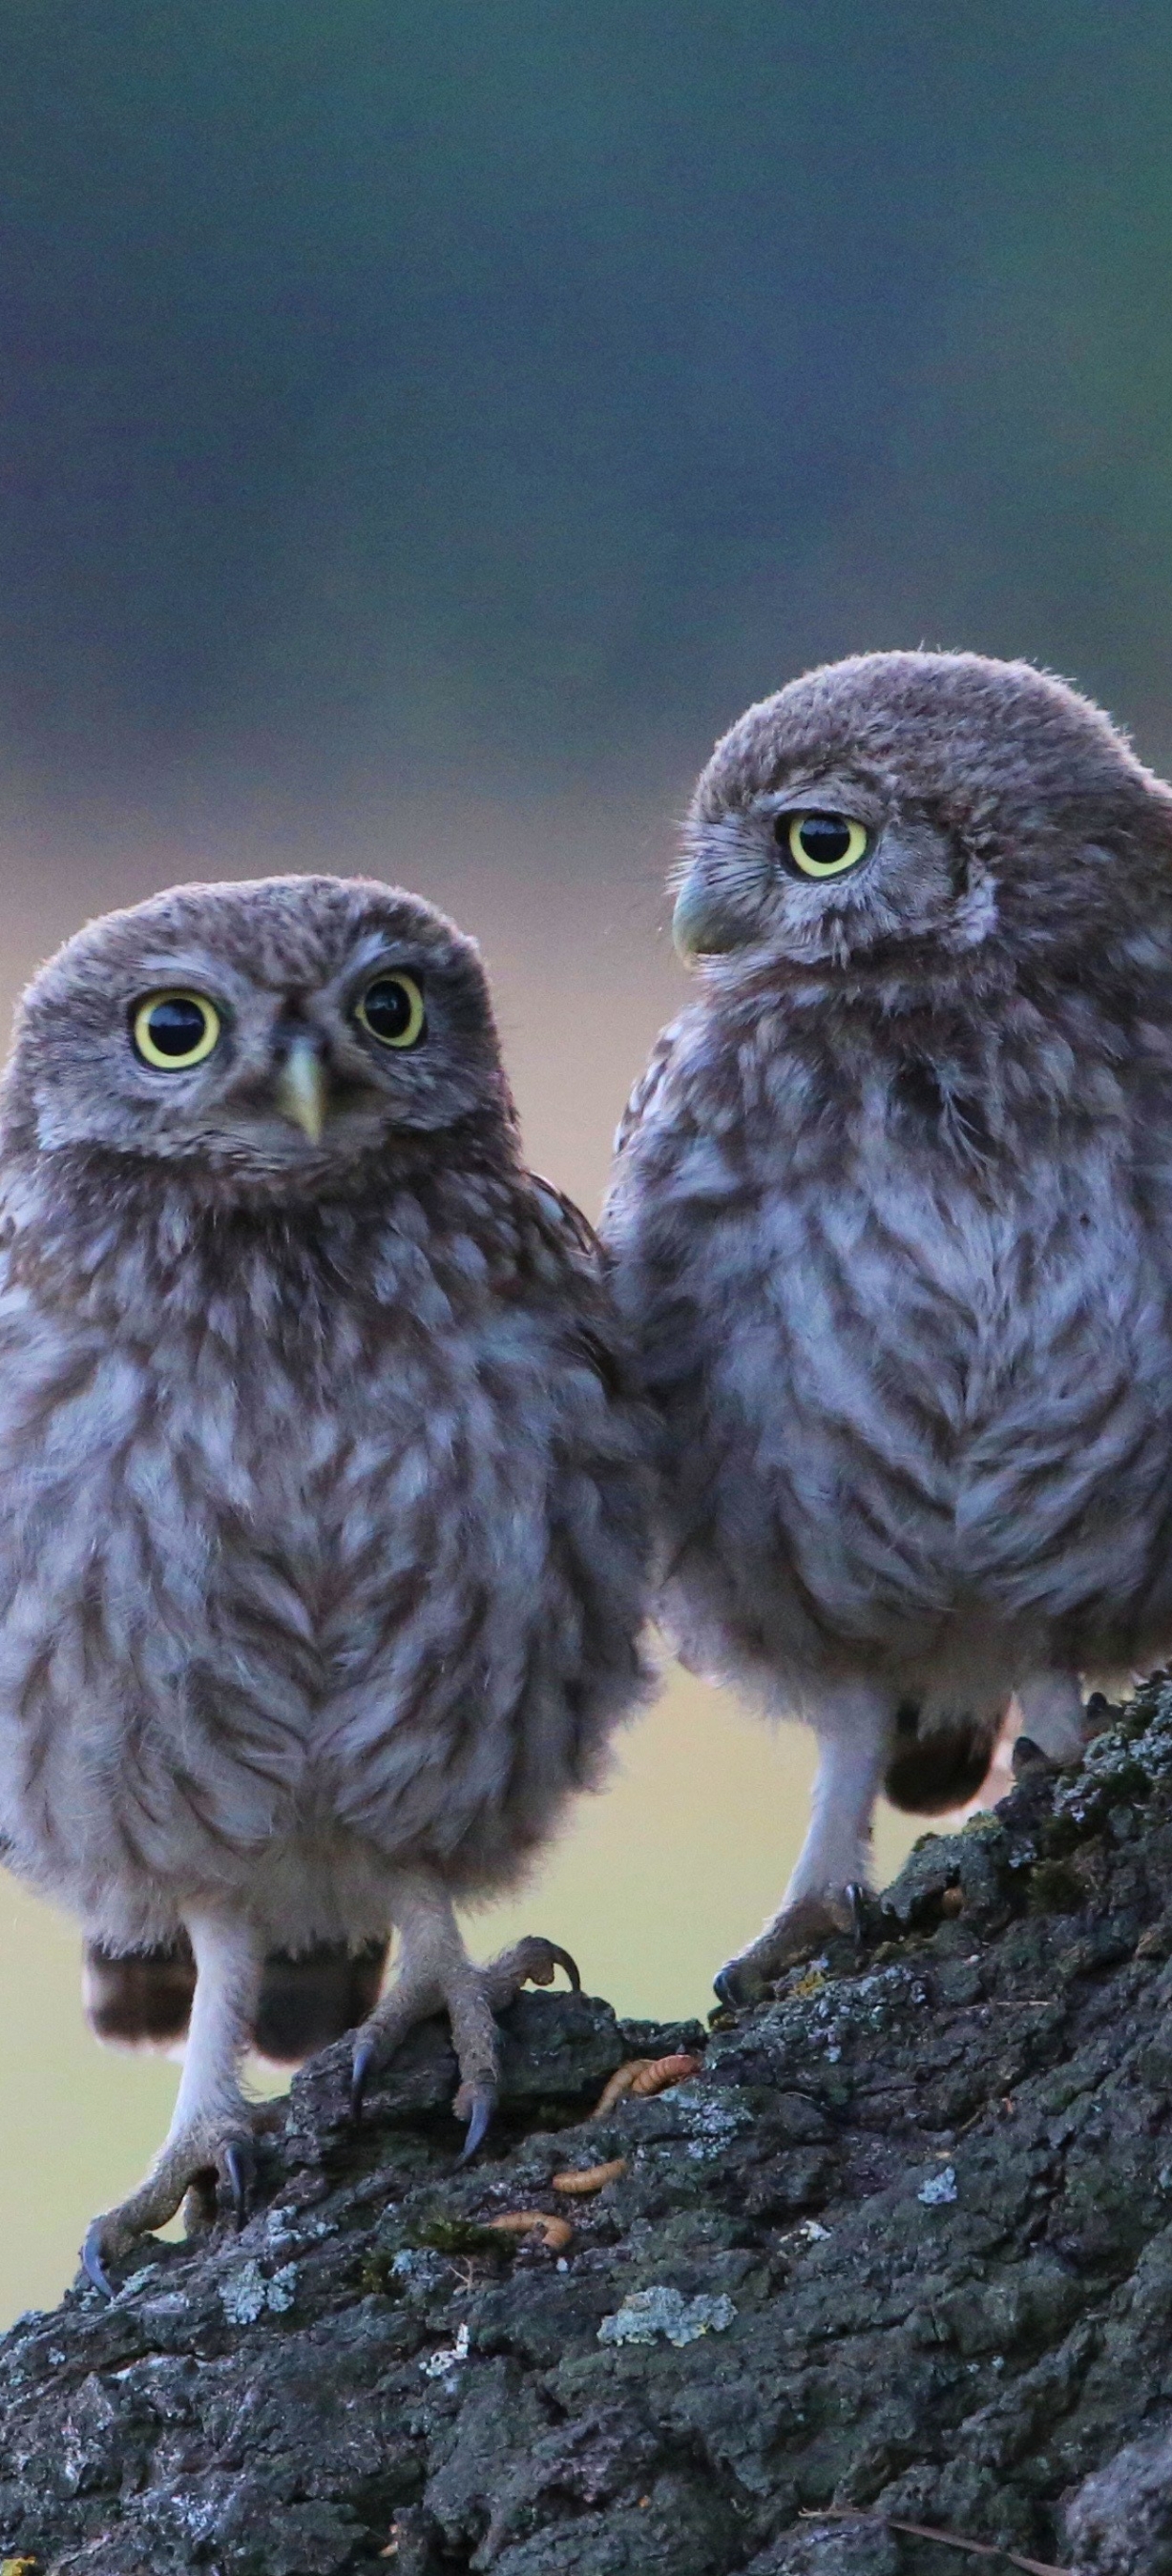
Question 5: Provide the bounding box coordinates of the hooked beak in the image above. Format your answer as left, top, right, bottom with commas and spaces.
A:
672, 877, 742, 962
275, 1035, 328, 1144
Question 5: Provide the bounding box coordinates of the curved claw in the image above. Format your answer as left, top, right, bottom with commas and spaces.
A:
845, 1882, 867, 1950
350, 2031, 375, 2122
541, 1942, 580, 1994
712, 1959, 764, 2012
221, 2138, 254, 2227
1012, 1733, 1056, 1780
81, 2218, 114, 2299
458, 2085, 496, 2163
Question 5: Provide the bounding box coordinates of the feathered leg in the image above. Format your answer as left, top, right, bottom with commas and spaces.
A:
714, 1679, 892, 2008
1014, 1671, 1088, 1766
83, 1933, 388, 2063
82, 1910, 262, 2294
350, 1873, 577, 2156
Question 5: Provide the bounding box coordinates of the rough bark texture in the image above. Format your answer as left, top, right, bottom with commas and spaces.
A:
14, 1691, 1172, 2573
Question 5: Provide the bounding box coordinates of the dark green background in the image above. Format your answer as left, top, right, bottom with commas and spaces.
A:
3, 1, 1172, 823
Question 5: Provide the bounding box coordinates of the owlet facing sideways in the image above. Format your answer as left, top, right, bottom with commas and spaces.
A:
603, 651, 1172, 2003
0, 873, 649, 2285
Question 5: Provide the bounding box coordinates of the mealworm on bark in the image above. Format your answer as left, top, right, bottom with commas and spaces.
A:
551, 2157, 628, 2195
591, 2053, 703, 2116
484, 2211, 575, 2253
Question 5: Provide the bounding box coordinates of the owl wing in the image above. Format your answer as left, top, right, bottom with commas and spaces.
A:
527, 1172, 601, 1258
525, 1174, 639, 1401
611, 1016, 685, 1162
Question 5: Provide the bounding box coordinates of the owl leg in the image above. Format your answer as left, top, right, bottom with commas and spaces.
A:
1013, 1672, 1088, 1770
350, 1874, 579, 2156
714, 1680, 891, 2008
81, 1910, 262, 2296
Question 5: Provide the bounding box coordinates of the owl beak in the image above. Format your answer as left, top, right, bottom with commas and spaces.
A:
275, 1035, 328, 1144
671, 875, 742, 962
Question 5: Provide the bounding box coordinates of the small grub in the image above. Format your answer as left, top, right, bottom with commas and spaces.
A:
10, 1702, 1172, 2575
591, 2053, 703, 2115
552, 2157, 628, 2195
484, 2211, 575, 2252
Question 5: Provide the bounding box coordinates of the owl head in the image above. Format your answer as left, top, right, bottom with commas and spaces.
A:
6, 874, 516, 1202
671, 651, 1172, 979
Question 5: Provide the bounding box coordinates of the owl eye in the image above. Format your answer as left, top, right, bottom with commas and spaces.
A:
355, 971, 427, 1050
780, 812, 870, 879
132, 991, 221, 1070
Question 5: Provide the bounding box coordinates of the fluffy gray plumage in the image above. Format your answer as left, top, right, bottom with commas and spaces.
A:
602, 650, 1172, 2001
0, 871, 649, 2277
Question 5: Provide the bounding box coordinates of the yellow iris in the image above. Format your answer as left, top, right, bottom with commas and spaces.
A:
356, 972, 427, 1049
132, 991, 221, 1070
786, 814, 869, 879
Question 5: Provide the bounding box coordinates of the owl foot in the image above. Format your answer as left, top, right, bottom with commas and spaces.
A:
349, 1928, 580, 2155
1011, 1734, 1062, 1782
713, 1887, 862, 2010
451, 1937, 578, 2156
81, 2108, 262, 2296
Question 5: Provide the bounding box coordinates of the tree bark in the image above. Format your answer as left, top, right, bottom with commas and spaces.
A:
9, 1689, 1172, 2574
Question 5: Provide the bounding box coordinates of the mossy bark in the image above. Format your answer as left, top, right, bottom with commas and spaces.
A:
10, 1692, 1172, 2573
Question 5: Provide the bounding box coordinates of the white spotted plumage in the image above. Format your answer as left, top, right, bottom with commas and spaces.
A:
603, 651, 1172, 2001
0, 871, 650, 2278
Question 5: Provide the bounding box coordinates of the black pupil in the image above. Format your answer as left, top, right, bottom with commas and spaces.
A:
146, 997, 207, 1056
363, 978, 415, 1042
795, 813, 852, 866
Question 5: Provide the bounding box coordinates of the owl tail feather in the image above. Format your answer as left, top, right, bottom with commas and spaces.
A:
883, 1695, 1004, 1816
82, 1935, 388, 2066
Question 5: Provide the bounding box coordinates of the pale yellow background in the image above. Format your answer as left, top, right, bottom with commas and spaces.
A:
0, 803, 919, 2322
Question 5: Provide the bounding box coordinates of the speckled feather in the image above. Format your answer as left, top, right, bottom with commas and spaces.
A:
0, 874, 651, 1958
604, 653, 1172, 1783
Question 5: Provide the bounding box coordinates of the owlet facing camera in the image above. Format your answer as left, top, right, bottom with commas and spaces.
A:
0, 871, 649, 2284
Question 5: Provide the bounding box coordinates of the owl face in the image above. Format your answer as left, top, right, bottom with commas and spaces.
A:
672, 764, 963, 971
671, 650, 1172, 976
9, 874, 513, 1198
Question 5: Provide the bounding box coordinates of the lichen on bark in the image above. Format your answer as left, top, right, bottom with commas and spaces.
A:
11, 1689, 1172, 2571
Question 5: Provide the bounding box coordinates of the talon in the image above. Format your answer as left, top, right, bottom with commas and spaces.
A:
1083, 1692, 1114, 1739
458, 2085, 496, 2162
1012, 1734, 1056, 1780
538, 1942, 580, 1993
716, 1892, 853, 2002
713, 1959, 765, 2010
81, 2218, 115, 2299
351, 2031, 375, 2122
846, 1882, 867, 1949
222, 2139, 254, 2226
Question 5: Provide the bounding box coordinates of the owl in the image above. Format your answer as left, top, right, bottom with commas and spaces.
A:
0, 872, 649, 2287
602, 650, 1172, 2004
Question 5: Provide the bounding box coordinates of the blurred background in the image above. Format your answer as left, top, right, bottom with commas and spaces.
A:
0, 0, 1168, 2317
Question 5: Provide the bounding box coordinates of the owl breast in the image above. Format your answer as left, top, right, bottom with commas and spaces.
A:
0, 1217, 645, 1942
609, 1034, 1172, 1690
